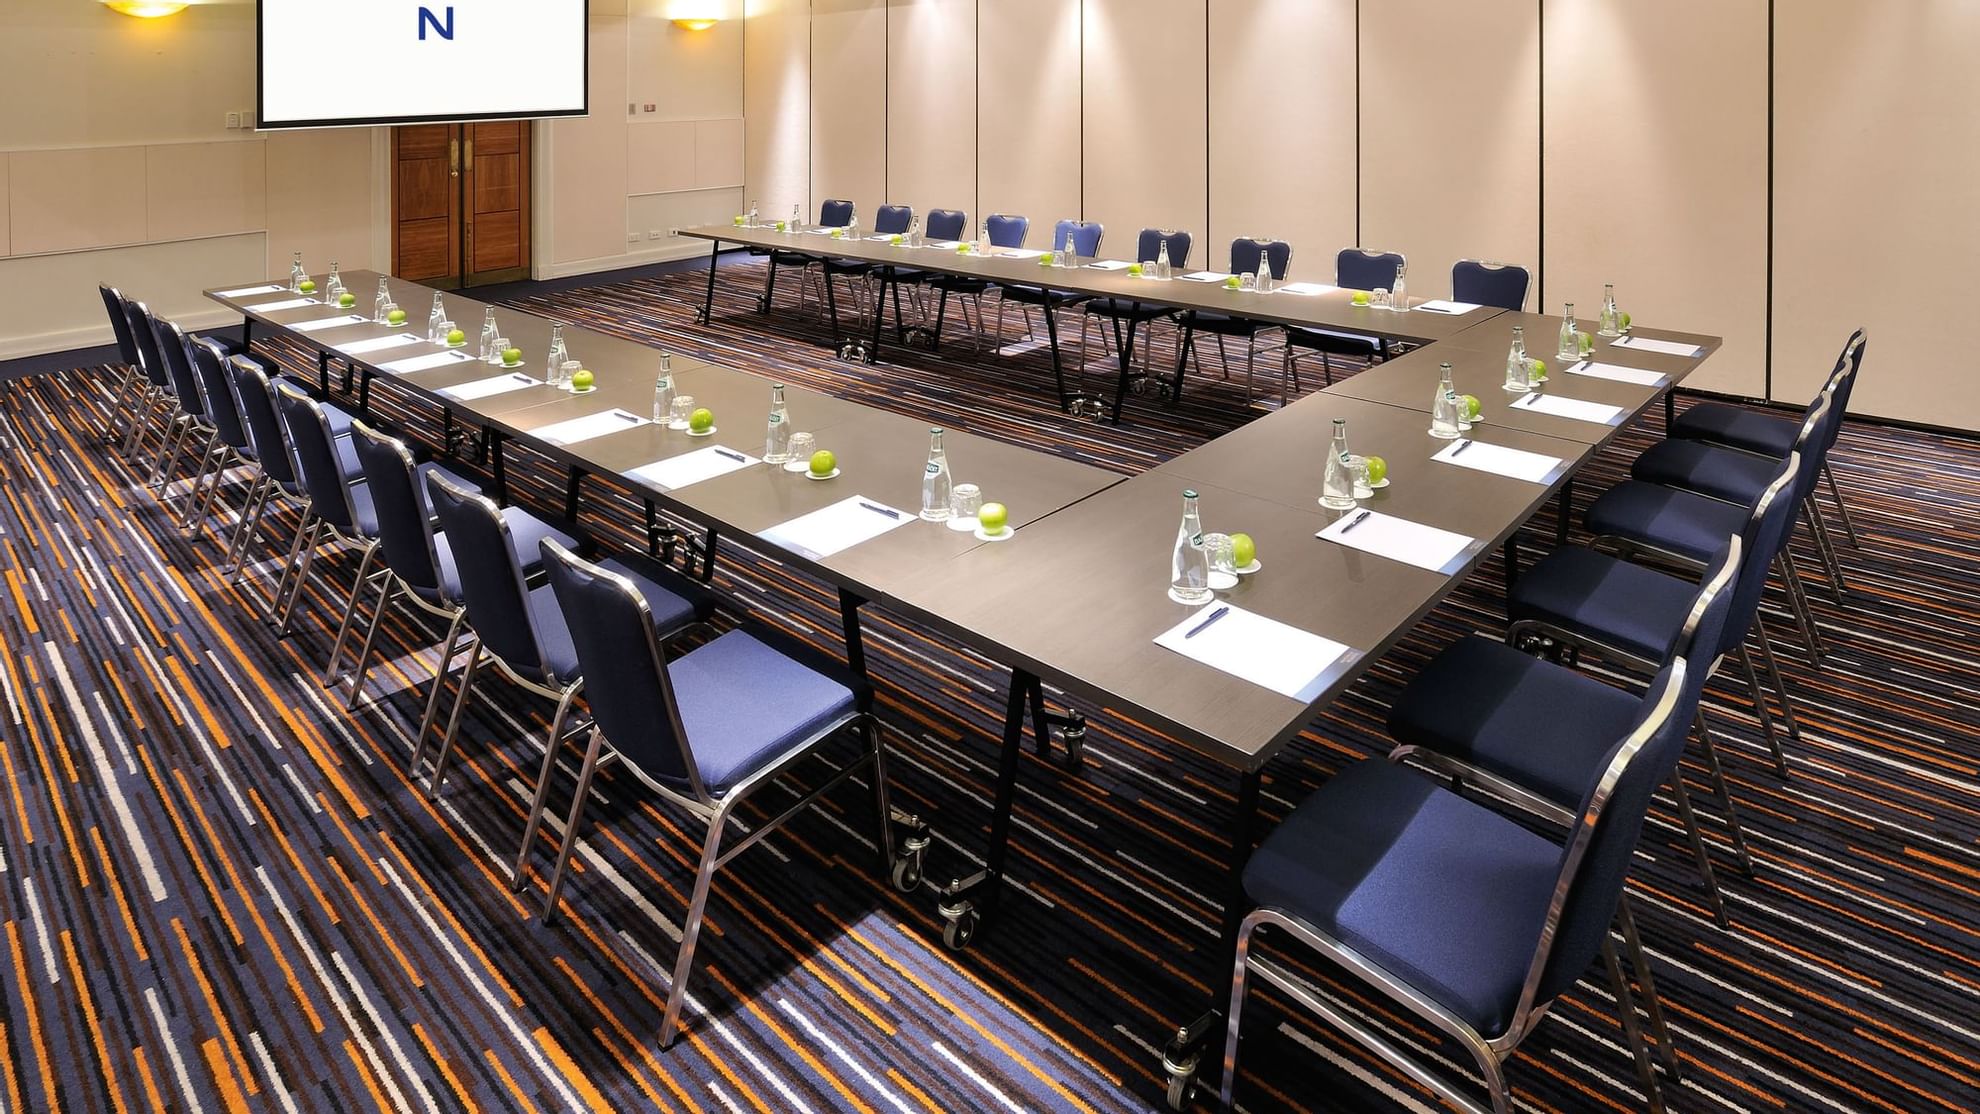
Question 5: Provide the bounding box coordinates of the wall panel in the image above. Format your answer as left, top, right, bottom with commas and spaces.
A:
1080, 0, 1207, 256
885, 0, 977, 223
630, 13, 745, 121
1543, 0, 1766, 397
265, 129, 375, 273
1774, 1, 1977, 424
0, 156, 11, 258
1359, 0, 1539, 299
550, 16, 633, 264
1206, 0, 1355, 275
146, 141, 266, 244
694, 120, 746, 189
9, 148, 148, 256
975, 0, 1081, 243
810, 0, 888, 216
629, 122, 700, 195
744, 0, 813, 218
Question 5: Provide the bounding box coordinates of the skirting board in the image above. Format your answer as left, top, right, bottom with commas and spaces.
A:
538, 238, 714, 281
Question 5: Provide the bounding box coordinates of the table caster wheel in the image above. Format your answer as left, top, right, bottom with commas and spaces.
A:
890, 850, 923, 894
939, 900, 978, 950
1163, 1061, 1197, 1110
1061, 729, 1085, 771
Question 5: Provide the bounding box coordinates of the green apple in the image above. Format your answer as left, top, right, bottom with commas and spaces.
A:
386, 308, 408, 325
298, 279, 317, 294
338, 292, 357, 309
501, 347, 523, 366
1619, 311, 1632, 329
1040, 251, 1055, 266
890, 234, 904, 245
809, 449, 836, 476
733, 215, 746, 226
1127, 262, 1144, 277
1459, 394, 1481, 420
1578, 331, 1595, 355
570, 368, 594, 391
1230, 531, 1257, 568
1351, 290, 1370, 306
957, 242, 971, 254
1363, 457, 1388, 486
1527, 357, 1546, 379
689, 407, 715, 433
1224, 276, 1242, 290
446, 327, 466, 345
830, 228, 845, 239
978, 502, 1009, 533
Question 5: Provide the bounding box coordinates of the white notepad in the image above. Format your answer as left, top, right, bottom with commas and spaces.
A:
1611, 335, 1704, 359
1085, 259, 1132, 271
926, 240, 963, 250
625, 445, 759, 491
528, 408, 650, 447
1277, 282, 1338, 296
1178, 271, 1230, 283
1318, 510, 1477, 574
1508, 392, 1626, 425
1414, 299, 1483, 315
337, 333, 425, 356
217, 284, 284, 298
1432, 439, 1565, 484
247, 298, 316, 312
288, 314, 369, 334
995, 248, 1045, 259
1154, 604, 1353, 702
380, 350, 478, 375
1564, 361, 1668, 387
758, 495, 915, 561
440, 372, 541, 401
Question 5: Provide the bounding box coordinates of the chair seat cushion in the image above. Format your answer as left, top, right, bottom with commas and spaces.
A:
1630, 439, 1781, 506
1285, 325, 1381, 354
996, 285, 1092, 306
1388, 636, 1643, 807
1584, 480, 1747, 565
1670, 402, 1797, 457
926, 275, 989, 294
422, 508, 579, 604
1244, 760, 1562, 1037
823, 258, 873, 274
769, 250, 816, 268
1185, 311, 1265, 337
193, 332, 247, 357
1508, 547, 1698, 663
659, 629, 857, 795
1085, 297, 1173, 321
528, 558, 699, 685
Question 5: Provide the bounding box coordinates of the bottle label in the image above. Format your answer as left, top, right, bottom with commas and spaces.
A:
768, 413, 781, 424
657, 378, 671, 390
1190, 533, 1204, 546
925, 462, 941, 474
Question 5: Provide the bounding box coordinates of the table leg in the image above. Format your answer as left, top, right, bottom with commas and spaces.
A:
241, 318, 254, 353
838, 588, 869, 682
489, 431, 509, 507
1042, 300, 1070, 410
316, 349, 331, 395
697, 239, 721, 325
1161, 767, 1262, 1109
1503, 534, 1521, 601
357, 369, 373, 418
1108, 308, 1143, 425
644, 499, 660, 556
1664, 388, 1675, 433
563, 467, 583, 522
822, 269, 848, 356
1557, 477, 1574, 546
866, 269, 888, 362
933, 670, 1031, 950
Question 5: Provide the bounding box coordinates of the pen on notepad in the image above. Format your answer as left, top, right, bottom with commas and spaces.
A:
859, 502, 901, 520
713, 448, 747, 462
1184, 606, 1230, 640
615, 410, 641, 423
1338, 509, 1372, 534
1451, 439, 1474, 456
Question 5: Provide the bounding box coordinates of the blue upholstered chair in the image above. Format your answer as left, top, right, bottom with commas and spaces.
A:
176, 338, 262, 537
881, 207, 968, 331
1452, 259, 1531, 311
1283, 247, 1408, 389
1079, 228, 1194, 389
836, 205, 917, 334
524, 539, 898, 1047
224, 358, 361, 585
145, 317, 214, 493
925, 208, 968, 242
1173, 237, 1294, 406
98, 284, 149, 443
927, 213, 1029, 350
120, 300, 177, 460
419, 473, 710, 803
1221, 661, 1696, 1114
989, 219, 1103, 357
1511, 452, 1805, 778
761, 199, 858, 316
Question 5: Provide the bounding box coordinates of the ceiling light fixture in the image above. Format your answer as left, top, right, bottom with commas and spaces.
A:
102, 0, 189, 17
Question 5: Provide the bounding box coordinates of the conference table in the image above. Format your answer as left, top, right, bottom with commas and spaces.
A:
681, 222, 1497, 422
207, 264, 1718, 1108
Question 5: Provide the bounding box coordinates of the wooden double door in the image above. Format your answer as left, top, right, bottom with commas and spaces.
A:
391, 122, 531, 289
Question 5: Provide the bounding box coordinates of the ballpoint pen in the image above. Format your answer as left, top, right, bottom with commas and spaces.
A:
1184, 606, 1231, 639
1451, 439, 1474, 456
859, 501, 901, 519
713, 448, 747, 462
1338, 509, 1372, 533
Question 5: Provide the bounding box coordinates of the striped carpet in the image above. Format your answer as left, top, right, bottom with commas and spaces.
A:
1, 261, 1976, 1114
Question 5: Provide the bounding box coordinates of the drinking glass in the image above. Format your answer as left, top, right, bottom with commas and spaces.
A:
1372, 288, 1391, 310
1347, 456, 1374, 500
948, 483, 982, 532
784, 431, 816, 472
495, 337, 515, 365
559, 359, 581, 390
668, 395, 695, 430
379, 300, 400, 326
1239, 271, 1258, 292
1203, 532, 1239, 591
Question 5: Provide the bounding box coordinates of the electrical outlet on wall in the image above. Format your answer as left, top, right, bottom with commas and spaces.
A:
225, 111, 242, 129
647, 230, 663, 241
627, 232, 641, 244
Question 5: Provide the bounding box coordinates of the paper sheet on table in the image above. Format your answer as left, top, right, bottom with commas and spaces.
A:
337, 333, 425, 356
1414, 299, 1483, 315
927, 240, 962, 250
1318, 510, 1477, 574
995, 248, 1045, 259
439, 372, 541, 401
1277, 282, 1338, 296
1565, 361, 1668, 387
527, 408, 650, 447
1611, 335, 1704, 359
217, 284, 284, 298
1508, 392, 1626, 425
380, 350, 479, 375
288, 314, 369, 334
1085, 259, 1132, 270
758, 495, 915, 561
1432, 439, 1565, 484
625, 445, 759, 491
865, 234, 896, 241
1154, 605, 1353, 702
247, 298, 316, 312
1178, 271, 1231, 283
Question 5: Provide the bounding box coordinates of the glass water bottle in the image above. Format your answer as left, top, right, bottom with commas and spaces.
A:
1060, 229, 1076, 268
1431, 364, 1462, 439
920, 428, 953, 521
1597, 283, 1621, 337
652, 354, 675, 423
763, 384, 791, 464
1557, 304, 1580, 361
289, 251, 306, 293
1390, 260, 1408, 310
1170, 490, 1212, 605
480, 307, 500, 363
1505, 325, 1532, 393
790, 203, 803, 233
1155, 239, 1172, 281
545, 324, 568, 385
427, 291, 446, 341
906, 215, 921, 247
1256, 246, 1274, 293
1322, 418, 1358, 509
373, 277, 393, 324
324, 262, 345, 305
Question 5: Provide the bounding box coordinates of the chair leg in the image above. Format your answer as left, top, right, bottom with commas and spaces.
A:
512, 684, 578, 891
151, 419, 192, 489
1668, 774, 1731, 929
659, 808, 729, 1048
1804, 499, 1847, 604
1822, 461, 1860, 549
322, 543, 382, 684
1217, 918, 1260, 1111
343, 574, 398, 709
186, 449, 237, 537
176, 435, 222, 525
1602, 936, 1668, 1114
1693, 709, 1756, 876
426, 645, 487, 796
1243, 335, 1257, 405
223, 476, 272, 573
275, 520, 325, 634
1732, 641, 1789, 776
411, 619, 469, 772
1774, 551, 1825, 668
1751, 615, 1803, 745
540, 728, 608, 923
1616, 895, 1684, 1082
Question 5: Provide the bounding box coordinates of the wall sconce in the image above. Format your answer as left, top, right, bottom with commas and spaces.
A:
102, 0, 189, 16
671, 17, 720, 31
668, 2, 722, 31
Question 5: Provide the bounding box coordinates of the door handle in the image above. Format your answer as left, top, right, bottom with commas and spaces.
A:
449, 137, 459, 178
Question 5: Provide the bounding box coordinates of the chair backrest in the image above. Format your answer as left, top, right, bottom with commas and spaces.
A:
539, 538, 705, 797
1719, 450, 1805, 658
874, 205, 913, 235
154, 319, 209, 419
230, 358, 297, 486
425, 471, 550, 677
190, 339, 250, 453
351, 422, 445, 594
1336, 248, 1405, 292
1451, 259, 1531, 311
819, 198, 855, 227
1231, 238, 1293, 281
1051, 219, 1104, 258
985, 213, 1030, 249
99, 285, 141, 369
1668, 536, 1741, 698
926, 208, 968, 241
1816, 330, 1867, 456
274, 381, 360, 532
1134, 228, 1193, 268
1522, 658, 1696, 1012
125, 302, 169, 389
